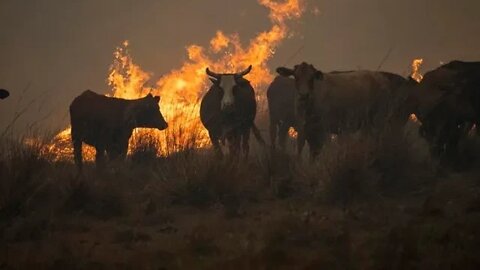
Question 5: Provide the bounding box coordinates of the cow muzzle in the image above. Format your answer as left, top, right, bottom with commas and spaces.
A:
221, 103, 235, 114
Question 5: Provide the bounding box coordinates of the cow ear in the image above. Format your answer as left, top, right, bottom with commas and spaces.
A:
314, 70, 323, 80
209, 77, 219, 85
276, 67, 294, 77
154, 96, 160, 103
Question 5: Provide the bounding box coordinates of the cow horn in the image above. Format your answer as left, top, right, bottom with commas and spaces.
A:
206, 67, 221, 79
236, 65, 252, 77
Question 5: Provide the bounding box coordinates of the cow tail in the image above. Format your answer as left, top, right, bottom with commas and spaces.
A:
70, 123, 83, 171
251, 123, 266, 146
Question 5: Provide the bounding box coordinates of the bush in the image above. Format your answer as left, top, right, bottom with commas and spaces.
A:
312, 120, 435, 206
62, 175, 127, 219
0, 136, 51, 220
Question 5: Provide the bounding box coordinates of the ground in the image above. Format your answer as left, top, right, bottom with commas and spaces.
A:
1, 124, 480, 269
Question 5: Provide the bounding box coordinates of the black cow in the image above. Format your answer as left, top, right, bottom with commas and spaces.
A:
200, 65, 264, 158
407, 60, 480, 161
267, 75, 305, 154
70, 90, 168, 170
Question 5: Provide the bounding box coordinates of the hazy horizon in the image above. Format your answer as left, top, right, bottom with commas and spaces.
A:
1, 0, 479, 133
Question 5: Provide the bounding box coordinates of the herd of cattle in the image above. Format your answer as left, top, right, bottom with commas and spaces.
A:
273, 61, 480, 162
6, 60, 479, 170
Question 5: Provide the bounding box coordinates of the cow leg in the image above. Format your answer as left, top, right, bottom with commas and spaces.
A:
106, 148, 121, 162
278, 122, 289, 151
242, 129, 250, 159
209, 131, 223, 157
73, 139, 83, 171
269, 120, 278, 151
307, 133, 324, 162
95, 146, 106, 169
119, 141, 129, 161
228, 134, 240, 158
308, 140, 319, 162
113, 139, 129, 161
297, 132, 306, 157
445, 125, 462, 166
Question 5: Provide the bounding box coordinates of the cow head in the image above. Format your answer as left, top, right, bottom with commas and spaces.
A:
206, 65, 252, 111
275, 62, 323, 138
276, 62, 323, 99
0, 89, 10, 100
131, 94, 168, 130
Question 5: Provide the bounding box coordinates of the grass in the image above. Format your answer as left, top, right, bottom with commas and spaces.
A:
2, 114, 480, 270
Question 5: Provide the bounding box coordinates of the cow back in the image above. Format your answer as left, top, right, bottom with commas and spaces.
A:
308, 71, 406, 132
70, 90, 132, 129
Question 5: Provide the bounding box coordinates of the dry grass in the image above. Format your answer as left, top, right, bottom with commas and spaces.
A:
1, 117, 480, 269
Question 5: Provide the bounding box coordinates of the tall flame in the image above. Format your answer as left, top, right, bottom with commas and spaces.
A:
408, 58, 424, 125
411, 58, 424, 83
47, 0, 305, 161
107, 40, 152, 98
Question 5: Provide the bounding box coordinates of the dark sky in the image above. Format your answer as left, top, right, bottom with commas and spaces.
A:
1, 0, 479, 133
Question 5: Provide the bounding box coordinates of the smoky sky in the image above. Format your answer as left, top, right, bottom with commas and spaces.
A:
1, 0, 479, 133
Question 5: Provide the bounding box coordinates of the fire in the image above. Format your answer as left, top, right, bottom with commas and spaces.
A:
411, 58, 424, 83
107, 40, 152, 99
408, 113, 419, 123
47, 0, 305, 161
288, 127, 298, 138
407, 58, 424, 126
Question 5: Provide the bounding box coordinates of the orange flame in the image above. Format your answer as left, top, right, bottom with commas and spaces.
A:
288, 127, 298, 138
47, 0, 305, 161
407, 58, 424, 126
409, 113, 420, 123
107, 40, 152, 99
411, 58, 424, 83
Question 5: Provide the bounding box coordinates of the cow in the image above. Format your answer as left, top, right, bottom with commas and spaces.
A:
69, 90, 168, 170
0, 89, 9, 99
266, 75, 305, 154
407, 60, 480, 162
200, 65, 264, 158
276, 62, 409, 160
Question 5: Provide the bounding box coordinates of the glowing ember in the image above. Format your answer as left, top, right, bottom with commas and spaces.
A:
408, 113, 423, 126
409, 114, 418, 122
288, 127, 298, 138
47, 0, 305, 161
411, 58, 424, 83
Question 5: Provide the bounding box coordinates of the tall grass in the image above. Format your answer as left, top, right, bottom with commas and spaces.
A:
2, 105, 480, 269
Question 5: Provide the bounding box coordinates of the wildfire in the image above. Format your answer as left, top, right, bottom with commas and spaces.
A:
47, 0, 305, 161
411, 58, 424, 83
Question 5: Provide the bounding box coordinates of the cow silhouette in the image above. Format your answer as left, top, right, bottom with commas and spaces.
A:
70, 90, 168, 170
